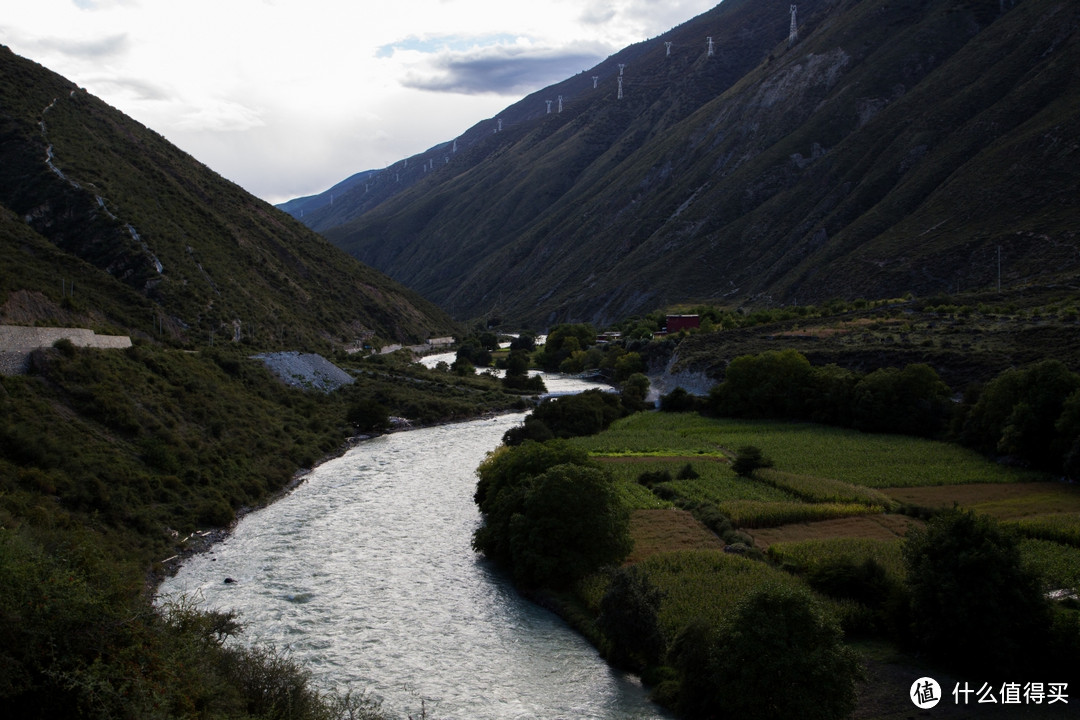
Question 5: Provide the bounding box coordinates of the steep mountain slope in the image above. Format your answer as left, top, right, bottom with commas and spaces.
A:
318, 0, 1079, 327
0, 46, 457, 349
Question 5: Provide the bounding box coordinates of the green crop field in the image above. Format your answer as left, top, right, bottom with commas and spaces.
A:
576, 413, 1048, 487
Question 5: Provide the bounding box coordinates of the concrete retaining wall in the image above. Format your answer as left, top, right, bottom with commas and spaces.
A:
0, 325, 132, 375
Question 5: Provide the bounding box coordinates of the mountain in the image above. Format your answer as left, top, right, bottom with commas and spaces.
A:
0, 46, 458, 349
275, 168, 379, 222
297, 0, 1080, 328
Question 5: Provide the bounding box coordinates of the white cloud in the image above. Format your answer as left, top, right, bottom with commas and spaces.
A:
0, 0, 721, 201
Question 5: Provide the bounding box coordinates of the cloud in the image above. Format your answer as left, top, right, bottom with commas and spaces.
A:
88, 75, 171, 102
173, 99, 266, 133
400, 42, 609, 95
376, 33, 522, 59
27, 32, 130, 59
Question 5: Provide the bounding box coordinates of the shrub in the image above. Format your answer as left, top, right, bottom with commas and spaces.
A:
637, 470, 672, 488
673, 583, 861, 720
505, 464, 632, 588
731, 445, 772, 477
597, 566, 667, 669
659, 387, 699, 413
346, 397, 390, 432
903, 509, 1052, 674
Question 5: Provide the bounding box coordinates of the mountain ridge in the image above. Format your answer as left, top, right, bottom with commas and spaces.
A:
0, 45, 458, 349
290, 0, 1079, 327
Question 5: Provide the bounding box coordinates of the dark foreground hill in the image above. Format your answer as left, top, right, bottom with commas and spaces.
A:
305, 0, 1080, 327
0, 46, 457, 349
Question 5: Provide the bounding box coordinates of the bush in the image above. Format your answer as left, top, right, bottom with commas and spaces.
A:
903, 509, 1052, 674
346, 397, 390, 432
731, 445, 773, 477
659, 387, 699, 413
506, 464, 632, 588
597, 566, 667, 669
672, 583, 861, 720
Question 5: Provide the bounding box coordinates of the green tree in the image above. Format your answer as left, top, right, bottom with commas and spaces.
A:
852, 364, 951, 437
472, 441, 590, 566
961, 360, 1080, 470
620, 372, 651, 411
508, 463, 631, 588
597, 566, 666, 669
613, 352, 645, 383
538, 323, 596, 370
731, 445, 773, 477
346, 397, 390, 433
902, 509, 1051, 674
673, 584, 861, 720
708, 349, 813, 419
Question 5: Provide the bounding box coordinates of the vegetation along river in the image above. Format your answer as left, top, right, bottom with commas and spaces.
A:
158, 370, 670, 719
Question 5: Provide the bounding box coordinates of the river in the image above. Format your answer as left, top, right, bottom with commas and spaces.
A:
158, 369, 670, 720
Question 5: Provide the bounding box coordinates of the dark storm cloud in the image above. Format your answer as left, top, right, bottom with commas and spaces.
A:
401, 42, 609, 95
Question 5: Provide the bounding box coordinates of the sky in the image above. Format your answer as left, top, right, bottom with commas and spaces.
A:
1, 0, 719, 204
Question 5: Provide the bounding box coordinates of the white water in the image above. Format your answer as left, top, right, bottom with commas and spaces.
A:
159, 373, 668, 720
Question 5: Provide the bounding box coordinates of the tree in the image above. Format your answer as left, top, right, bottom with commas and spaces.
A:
506, 464, 632, 588
902, 509, 1051, 675
852, 364, 951, 437
597, 566, 666, 669
961, 360, 1080, 470
709, 349, 813, 419
673, 584, 861, 720
472, 441, 590, 566
346, 397, 390, 433
620, 373, 651, 411
659, 387, 699, 413
731, 445, 772, 477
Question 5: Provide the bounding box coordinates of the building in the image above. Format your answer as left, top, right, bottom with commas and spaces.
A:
665, 315, 701, 334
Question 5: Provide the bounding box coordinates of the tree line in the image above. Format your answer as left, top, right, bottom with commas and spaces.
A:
665, 349, 1080, 476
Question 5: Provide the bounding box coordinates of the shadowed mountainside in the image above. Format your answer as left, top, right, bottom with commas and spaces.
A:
0, 46, 458, 349
301, 0, 1079, 327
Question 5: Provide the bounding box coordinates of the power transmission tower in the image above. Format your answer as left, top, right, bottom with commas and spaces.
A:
665, 41, 673, 57
618, 63, 626, 76
617, 76, 623, 100
558, 95, 563, 113
707, 37, 714, 56
789, 5, 798, 45
546, 99, 553, 114
592, 76, 599, 89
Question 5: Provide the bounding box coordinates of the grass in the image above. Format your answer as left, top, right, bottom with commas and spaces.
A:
1006, 513, 1080, 548
766, 537, 907, 581
717, 500, 885, 529
1019, 538, 1080, 593
578, 413, 1048, 487
635, 549, 802, 640
755, 468, 896, 507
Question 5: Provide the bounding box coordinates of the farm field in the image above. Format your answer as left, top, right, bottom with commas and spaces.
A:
562, 411, 1080, 720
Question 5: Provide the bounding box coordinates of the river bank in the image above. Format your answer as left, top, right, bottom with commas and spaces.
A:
157, 408, 668, 719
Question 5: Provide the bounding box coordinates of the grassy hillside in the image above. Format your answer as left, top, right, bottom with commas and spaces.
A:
0, 45, 457, 349
319, 0, 1080, 327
